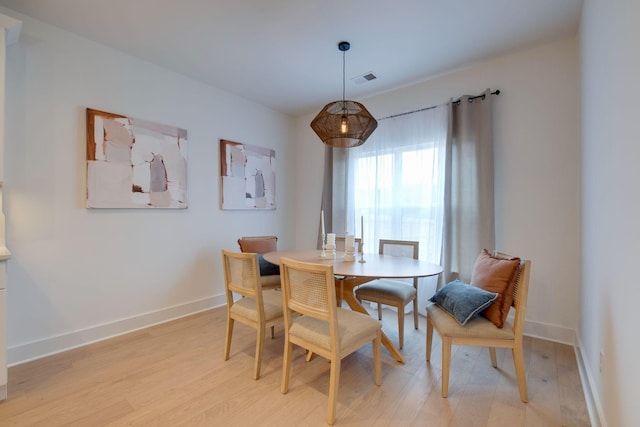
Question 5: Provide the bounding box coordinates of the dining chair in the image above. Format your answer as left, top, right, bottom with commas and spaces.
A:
354, 239, 419, 349
222, 249, 284, 380
279, 257, 382, 425
237, 235, 281, 290
334, 236, 363, 253
333, 236, 362, 306
426, 252, 531, 401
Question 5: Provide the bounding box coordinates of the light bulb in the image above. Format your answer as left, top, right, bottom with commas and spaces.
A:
340, 115, 348, 134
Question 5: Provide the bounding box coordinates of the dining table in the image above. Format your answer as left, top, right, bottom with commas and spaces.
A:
263, 249, 443, 364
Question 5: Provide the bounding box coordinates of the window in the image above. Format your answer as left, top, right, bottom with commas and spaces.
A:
340, 105, 448, 265
353, 146, 442, 260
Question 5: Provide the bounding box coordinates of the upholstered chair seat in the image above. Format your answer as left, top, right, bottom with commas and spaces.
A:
355, 239, 419, 349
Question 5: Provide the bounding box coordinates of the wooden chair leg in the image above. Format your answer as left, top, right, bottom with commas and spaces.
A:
224, 316, 234, 360
281, 340, 293, 394
426, 316, 433, 362
254, 325, 265, 380
335, 280, 343, 306
413, 297, 419, 329
441, 337, 451, 398
489, 347, 497, 368
373, 331, 382, 386
513, 344, 529, 402
397, 304, 405, 349
328, 356, 341, 425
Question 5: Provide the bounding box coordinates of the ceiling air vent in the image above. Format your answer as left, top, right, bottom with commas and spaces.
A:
351, 71, 378, 85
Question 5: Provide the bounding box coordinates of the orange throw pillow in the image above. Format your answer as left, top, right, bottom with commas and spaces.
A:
470, 249, 520, 328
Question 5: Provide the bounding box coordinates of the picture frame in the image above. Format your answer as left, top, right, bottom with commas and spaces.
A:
219, 139, 276, 210
86, 108, 188, 208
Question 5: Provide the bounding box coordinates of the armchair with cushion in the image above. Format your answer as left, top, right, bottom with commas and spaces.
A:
426, 250, 531, 401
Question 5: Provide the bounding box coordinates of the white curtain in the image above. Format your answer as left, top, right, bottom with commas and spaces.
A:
322, 90, 496, 309
331, 105, 448, 313
345, 105, 448, 263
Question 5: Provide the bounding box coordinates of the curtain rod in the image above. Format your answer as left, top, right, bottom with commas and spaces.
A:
378, 89, 501, 121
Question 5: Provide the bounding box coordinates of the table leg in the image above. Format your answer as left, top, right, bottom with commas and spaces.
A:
339, 277, 405, 364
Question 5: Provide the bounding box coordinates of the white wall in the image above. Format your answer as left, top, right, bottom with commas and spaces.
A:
2, 9, 295, 364
580, 1, 640, 426
296, 37, 581, 343
7, 5, 629, 423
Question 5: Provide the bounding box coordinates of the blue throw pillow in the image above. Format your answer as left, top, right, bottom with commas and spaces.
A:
258, 254, 280, 276
429, 279, 498, 325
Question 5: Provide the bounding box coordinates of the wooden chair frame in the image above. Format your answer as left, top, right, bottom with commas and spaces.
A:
222, 249, 283, 380
426, 253, 531, 402
237, 235, 280, 290
333, 236, 362, 306
279, 257, 381, 425
237, 235, 278, 253
334, 236, 363, 253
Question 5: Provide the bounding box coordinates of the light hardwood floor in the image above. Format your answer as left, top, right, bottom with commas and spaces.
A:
0, 306, 591, 426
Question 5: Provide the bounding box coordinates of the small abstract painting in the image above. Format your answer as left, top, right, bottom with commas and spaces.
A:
220, 139, 276, 210
86, 108, 188, 208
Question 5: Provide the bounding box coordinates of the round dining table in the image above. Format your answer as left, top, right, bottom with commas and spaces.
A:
263, 249, 443, 363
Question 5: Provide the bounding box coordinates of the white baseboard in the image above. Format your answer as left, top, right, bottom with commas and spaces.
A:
521, 318, 577, 345
520, 319, 605, 427
7, 295, 226, 366
575, 335, 607, 427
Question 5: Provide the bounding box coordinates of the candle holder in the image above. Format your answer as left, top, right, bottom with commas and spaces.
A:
344, 234, 355, 262
326, 243, 337, 259
326, 233, 337, 259
358, 240, 366, 263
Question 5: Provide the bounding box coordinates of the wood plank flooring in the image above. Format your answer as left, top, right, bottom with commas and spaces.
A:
0, 307, 591, 426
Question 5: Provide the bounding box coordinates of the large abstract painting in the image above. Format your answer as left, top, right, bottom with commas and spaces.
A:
220, 139, 276, 210
86, 108, 188, 208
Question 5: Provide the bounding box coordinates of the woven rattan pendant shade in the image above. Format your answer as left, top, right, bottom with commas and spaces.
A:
311, 100, 377, 148
310, 41, 377, 148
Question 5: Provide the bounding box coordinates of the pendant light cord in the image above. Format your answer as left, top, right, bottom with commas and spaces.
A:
342, 49, 346, 108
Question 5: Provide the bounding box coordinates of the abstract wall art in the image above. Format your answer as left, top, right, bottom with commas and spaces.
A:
219, 139, 276, 210
86, 108, 188, 208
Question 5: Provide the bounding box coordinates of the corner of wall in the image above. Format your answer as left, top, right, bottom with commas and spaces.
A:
575, 334, 607, 427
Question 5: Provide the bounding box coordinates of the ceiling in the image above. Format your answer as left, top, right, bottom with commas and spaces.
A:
0, 0, 583, 116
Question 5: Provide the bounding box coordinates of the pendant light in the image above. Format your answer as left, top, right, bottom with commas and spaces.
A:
310, 41, 377, 148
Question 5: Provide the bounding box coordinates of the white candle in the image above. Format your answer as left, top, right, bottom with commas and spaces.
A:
360, 215, 364, 242
345, 210, 348, 235
321, 210, 325, 235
